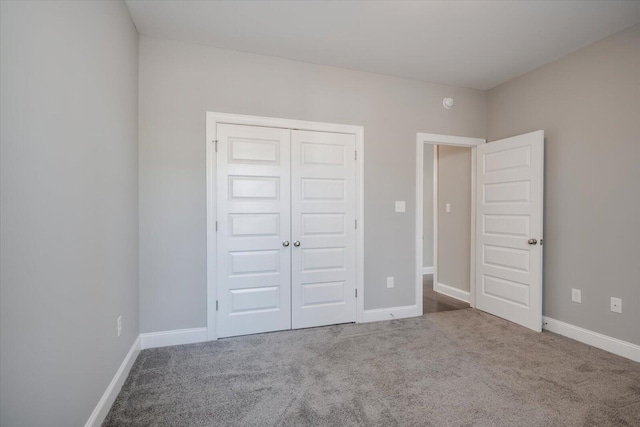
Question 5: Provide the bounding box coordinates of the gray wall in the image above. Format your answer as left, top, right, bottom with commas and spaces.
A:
0, 1, 139, 425
139, 36, 487, 332
423, 146, 434, 269
437, 146, 472, 292
487, 25, 640, 345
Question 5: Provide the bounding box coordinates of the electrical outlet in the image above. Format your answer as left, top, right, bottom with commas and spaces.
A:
395, 201, 405, 213
571, 288, 581, 303
610, 297, 622, 314
117, 316, 122, 337
387, 277, 394, 288
445, 203, 451, 213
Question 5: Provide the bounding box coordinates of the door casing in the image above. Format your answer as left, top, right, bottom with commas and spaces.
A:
207, 112, 364, 340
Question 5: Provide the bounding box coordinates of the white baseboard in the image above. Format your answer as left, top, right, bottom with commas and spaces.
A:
85, 336, 141, 427
543, 317, 640, 363
140, 327, 209, 350
85, 328, 209, 426
422, 266, 434, 274
362, 305, 421, 323
435, 282, 470, 303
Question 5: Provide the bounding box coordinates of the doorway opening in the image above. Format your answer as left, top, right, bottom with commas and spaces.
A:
415, 133, 485, 315
416, 131, 545, 331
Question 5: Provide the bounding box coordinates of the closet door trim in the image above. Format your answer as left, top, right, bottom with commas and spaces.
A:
206, 112, 364, 340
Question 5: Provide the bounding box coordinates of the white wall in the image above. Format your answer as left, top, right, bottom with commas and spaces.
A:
138, 36, 487, 333
487, 24, 640, 345
0, 1, 139, 425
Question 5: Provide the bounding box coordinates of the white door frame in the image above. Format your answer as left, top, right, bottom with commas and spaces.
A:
207, 112, 365, 340
415, 133, 485, 313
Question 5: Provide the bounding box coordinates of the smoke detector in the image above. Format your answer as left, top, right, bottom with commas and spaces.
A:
443, 97, 454, 109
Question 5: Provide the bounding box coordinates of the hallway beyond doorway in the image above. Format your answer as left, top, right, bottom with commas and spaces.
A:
423, 274, 470, 314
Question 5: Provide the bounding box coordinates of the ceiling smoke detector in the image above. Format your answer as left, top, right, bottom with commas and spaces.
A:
443, 97, 454, 109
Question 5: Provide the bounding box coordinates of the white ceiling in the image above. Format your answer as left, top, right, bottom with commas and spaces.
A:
125, 0, 640, 90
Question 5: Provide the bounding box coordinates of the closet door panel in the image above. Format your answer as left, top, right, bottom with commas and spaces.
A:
216, 124, 291, 338
291, 130, 357, 329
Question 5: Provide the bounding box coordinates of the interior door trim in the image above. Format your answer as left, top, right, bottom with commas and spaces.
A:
206, 112, 364, 340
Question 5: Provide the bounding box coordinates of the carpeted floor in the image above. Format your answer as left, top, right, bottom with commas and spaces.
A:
104, 309, 640, 426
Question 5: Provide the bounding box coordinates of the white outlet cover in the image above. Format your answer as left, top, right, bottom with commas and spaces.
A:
610, 297, 622, 313
395, 201, 406, 213
386, 277, 394, 288
445, 203, 451, 213
571, 288, 581, 303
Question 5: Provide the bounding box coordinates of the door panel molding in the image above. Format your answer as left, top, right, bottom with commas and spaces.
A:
207, 112, 364, 340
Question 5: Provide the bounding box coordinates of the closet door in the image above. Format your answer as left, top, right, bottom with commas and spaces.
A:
216, 124, 291, 338
290, 130, 357, 329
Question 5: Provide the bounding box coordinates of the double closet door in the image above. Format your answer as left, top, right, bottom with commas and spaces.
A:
216, 124, 357, 338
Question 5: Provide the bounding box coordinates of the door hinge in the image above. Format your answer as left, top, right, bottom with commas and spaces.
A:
216, 300, 219, 311
355, 289, 358, 298
215, 221, 218, 232
355, 219, 357, 229
355, 151, 357, 160
213, 140, 218, 152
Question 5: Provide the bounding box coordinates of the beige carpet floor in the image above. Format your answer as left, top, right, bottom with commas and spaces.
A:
104, 309, 640, 426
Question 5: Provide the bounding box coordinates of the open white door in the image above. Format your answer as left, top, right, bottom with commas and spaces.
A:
475, 130, 544, 331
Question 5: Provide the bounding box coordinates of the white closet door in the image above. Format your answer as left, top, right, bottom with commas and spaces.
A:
290, 130, 357, 329
475, 130, 544, 332
216, 124, 291, 338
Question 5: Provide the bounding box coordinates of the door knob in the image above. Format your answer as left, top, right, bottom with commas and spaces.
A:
528, 238, 538, 245
293, 241, 301, 247
282, 241, 290, 247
